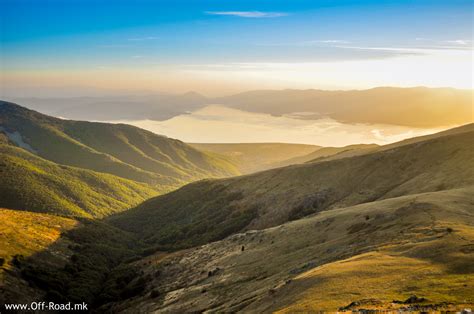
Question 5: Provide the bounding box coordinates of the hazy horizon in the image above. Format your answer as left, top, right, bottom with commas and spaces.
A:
5, 85, 471, 146
1, 0, 472, 145
2, 84, 473, 99
1, 0, 473, 96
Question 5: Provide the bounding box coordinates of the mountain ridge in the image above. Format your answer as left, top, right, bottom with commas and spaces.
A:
0, 101, 239, 188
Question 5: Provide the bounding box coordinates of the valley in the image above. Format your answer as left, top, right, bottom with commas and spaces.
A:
1, 1, 473, 312
0, 101, 473, 312
106, 187, 474, 312
188, 143, 321, 174
110, 126, 474, 251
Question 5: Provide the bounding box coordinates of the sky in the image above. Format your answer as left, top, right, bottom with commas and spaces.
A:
1, 0, 473, 96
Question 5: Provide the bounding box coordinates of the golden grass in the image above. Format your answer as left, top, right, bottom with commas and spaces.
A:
277, 251, 474, 312
113, 188, 474, 313
0, 208, 78, 269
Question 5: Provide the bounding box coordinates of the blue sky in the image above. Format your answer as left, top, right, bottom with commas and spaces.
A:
1, 0, 472, 95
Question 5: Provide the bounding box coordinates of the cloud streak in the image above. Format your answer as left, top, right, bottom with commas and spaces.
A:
314, 40, 350, 44
415, 38, 472, 48
445, 39, 471, 46
205, 11, 287, 18
127, 36, 159, 41
334, 44, 472, 54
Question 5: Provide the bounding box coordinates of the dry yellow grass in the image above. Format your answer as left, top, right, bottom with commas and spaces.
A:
0, 208, 79, 303
107, 187, 474, 312
0, 208, 78, 268
277, 251, 474, 312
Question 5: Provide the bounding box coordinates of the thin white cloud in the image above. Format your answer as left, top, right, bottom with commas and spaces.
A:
99, 44, 132, 48
415, 38, 472, 47
205, 11, 287, 18
128, 36, 159, 41
335, 44, 472, 53
445, 39, 471, 45
327, 45, 427, 57
316, 40, 350, 44
256, 39, 350, 47
293, 40, 351, 46
335, 45, 424, 52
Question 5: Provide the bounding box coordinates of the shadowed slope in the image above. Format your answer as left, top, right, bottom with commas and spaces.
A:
105, 187, 474, 312
0, 209, 79, 304
0, 208, 142, 306
110, 125, 474, 250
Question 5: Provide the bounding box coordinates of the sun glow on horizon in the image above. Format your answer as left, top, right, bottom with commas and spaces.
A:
1, 1, 473, 96
2, 45, 472, 97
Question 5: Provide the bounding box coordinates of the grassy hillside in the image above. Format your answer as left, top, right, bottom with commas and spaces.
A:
0, 208, 78, 270
189, 143, 320, 173
310, 123, 474, 164
110, 126, 474, 250
106, 187, 474, 312
0, 143, 157, 218
0, 208, 144, 306
274, 143, 379, 167
0, 101, 239, 187
0, 209, 78, 304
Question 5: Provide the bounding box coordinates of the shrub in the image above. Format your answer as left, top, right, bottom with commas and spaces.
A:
150, 289, 160, 298
120, 277, 147, 299
12, 254, 24, 267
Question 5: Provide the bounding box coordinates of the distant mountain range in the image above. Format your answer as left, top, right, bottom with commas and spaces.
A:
215, 87, 473, 127
8, 86, 473, 128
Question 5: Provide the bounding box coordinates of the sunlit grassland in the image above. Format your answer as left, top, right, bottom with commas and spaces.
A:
0, 208, 78, 269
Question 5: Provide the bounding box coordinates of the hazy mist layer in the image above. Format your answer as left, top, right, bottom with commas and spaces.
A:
113, 105, 445, 146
